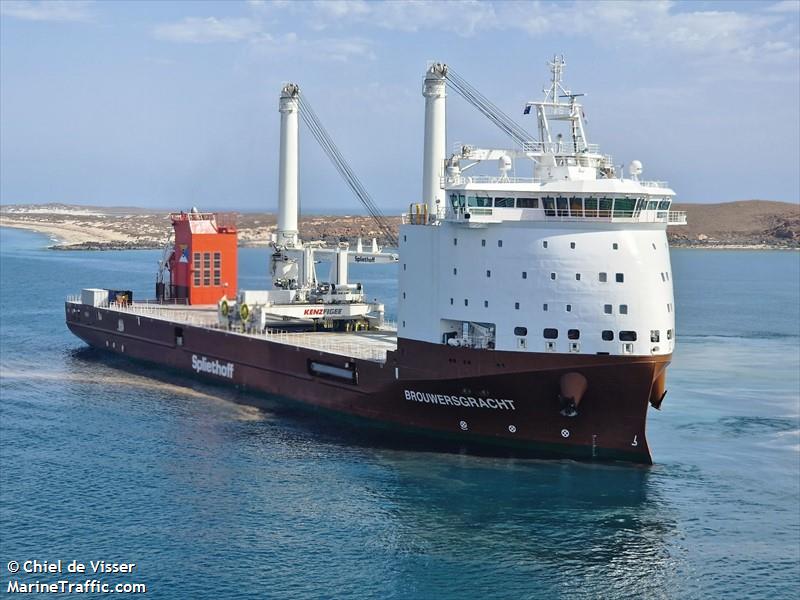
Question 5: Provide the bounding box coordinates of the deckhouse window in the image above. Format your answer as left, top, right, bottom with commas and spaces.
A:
543, 328, 558, 339
517, 198, 538, 208
494, 197, 514, 208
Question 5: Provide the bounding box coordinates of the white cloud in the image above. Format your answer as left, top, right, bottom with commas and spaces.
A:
0, 0, 94, 22
153, 17, 260, 44
248, 32, 375, 63
766, 1, 800, 13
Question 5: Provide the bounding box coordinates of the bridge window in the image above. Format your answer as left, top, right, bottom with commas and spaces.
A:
647, 200, 658, 210
543, 328, 558, 339
614, 198, 636, 218
619, 331, 637, 341
599, 197, 613, 216
661, 272, 666, 282
517, 198, 538, 208
569, 197, 583, 216
543, 197, 556, 216
514, 327, 528, 336
467, 195, 492, 207
602, 330, 614, 341
584, 197, 598, 217
556, 197, 568, 216
659, 200, 671, 210
494, 197, 514, 208
568, 329, 580, 340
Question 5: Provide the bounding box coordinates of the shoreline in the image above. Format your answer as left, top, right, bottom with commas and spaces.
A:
2, 222, 797, 252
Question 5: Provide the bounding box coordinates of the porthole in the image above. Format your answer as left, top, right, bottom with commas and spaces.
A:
602, 330, 614, 341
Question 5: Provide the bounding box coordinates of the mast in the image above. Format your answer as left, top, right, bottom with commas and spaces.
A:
277, 83, 300, 247
422, 63, 448, 220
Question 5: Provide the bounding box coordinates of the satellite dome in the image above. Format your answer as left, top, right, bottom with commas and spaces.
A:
629, 160, 643, 177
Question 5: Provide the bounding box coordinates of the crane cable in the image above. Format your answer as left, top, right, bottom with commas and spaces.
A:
444, 67, 536, 148
296, 94, 399, 248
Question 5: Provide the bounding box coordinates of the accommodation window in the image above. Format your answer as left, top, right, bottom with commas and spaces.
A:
203, 252, 211, 268
515, 302, 520, 310
599, 272, 607, 282
403, 235, 407, 242
619, 304, 628, 314
542, 240, 548, 248
543, 303, 548, 311
602, 330, 614, 341
213, 252, 221, 268
213, 270, 221, 286
661, 272, 666, 282
667, 329, 674, 340
453, 238, 458, 246
193, 252, 201, 264
402, 292, 406, 299
568, 329, 580, 340
522, 271, 527, 279
494, 197, 514, 208
450, 298, 454, 305
650, 330, 660, 342
193, 270, 201, 286
482, 239, 486, 247
652, 242, 657, 250
486, 270, 491, 278
514, 327, 528, 336
484, 300, 489, 308
464, 299, 469, 306
570, 242, 576, 249
575, 273, 581, 281
667, 303, 672, 312
517, 198, 538, 208
543, 328, 558, 339
612, 243, 619, 250
498, 240, 503, 248
619, 331, 637, 341
453, 268, 457, 275
566, 304, 572, 312
604, 304, 613, 314
403, 264, 406, 271
616, 273, 624, 283
550, 272, 557, 280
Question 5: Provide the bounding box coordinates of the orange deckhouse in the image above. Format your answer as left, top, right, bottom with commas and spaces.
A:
167, 211, 237, 305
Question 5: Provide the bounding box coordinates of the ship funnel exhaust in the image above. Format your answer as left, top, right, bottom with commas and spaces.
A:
278, 83, 300, 247
422, 63, 447, 220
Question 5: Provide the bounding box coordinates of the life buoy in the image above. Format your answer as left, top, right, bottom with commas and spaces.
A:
239, 303, 249, 321
220, 299, 229, 317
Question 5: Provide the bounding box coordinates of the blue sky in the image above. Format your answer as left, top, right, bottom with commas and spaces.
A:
1, 0, 798, 212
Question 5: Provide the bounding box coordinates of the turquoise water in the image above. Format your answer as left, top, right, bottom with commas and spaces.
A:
1, 227, 798, 599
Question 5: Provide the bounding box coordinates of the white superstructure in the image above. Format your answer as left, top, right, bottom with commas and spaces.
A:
398, 56, 686, 357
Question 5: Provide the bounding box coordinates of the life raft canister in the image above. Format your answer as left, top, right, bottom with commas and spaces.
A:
220, 299, 229, 317
239, 303, 249, 321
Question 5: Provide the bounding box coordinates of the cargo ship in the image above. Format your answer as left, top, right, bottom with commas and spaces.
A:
65, 57, 686, 463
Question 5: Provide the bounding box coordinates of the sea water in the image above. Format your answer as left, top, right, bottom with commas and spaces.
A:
1, 227, 798, 599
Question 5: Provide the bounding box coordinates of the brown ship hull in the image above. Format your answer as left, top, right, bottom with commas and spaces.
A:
66, 303, 669, 464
